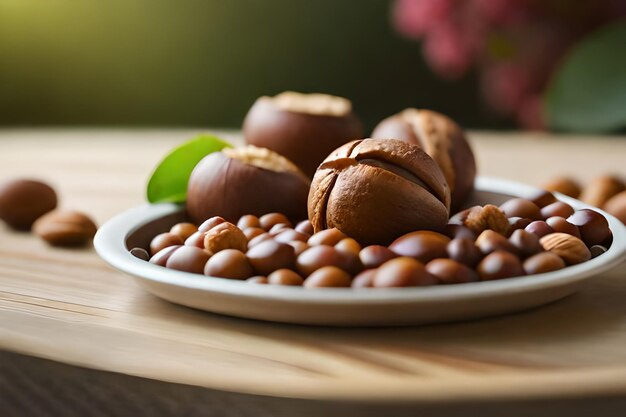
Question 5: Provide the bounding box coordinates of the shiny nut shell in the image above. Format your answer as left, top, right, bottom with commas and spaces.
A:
0, 179, 58, 230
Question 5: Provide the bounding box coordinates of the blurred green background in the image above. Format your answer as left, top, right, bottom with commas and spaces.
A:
0, 0, 500, 131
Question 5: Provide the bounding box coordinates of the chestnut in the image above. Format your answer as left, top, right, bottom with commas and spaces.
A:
0, 179, 57, 230
567, 209, 610, 247
268, 269, 304, 286
204, 249, 254, 280
371, 108, 476, 209
477, 251, 524, 281
425, 259, 478, 284
373, 257, 437, 287
308, 139, 451, 245
303, 266, 352, 288
150, 232, 184, 256
165, 246, 210, 274
243, 91, 364, 177
246, 240, 296, 275
187, 145, 310, 224
499, 198, 541, 220
389, 231, 450, 263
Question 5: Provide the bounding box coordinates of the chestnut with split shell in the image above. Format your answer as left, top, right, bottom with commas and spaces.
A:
243, 91, 364, 177
371, 108, 476, 209
187, 145, 310, 225
308, 138, 451, 246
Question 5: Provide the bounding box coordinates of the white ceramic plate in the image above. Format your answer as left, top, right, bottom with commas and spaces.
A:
94, 177, 626, 326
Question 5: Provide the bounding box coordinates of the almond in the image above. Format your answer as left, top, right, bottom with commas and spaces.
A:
539, 233, 591, 265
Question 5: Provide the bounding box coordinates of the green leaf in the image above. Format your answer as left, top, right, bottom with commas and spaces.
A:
545, 21, 626, 132
147, 134, 232, 203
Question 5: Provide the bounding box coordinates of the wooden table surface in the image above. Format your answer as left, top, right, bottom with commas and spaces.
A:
1, 130, 626, 413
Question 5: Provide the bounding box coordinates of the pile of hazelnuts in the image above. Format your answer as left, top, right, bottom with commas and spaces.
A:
136, 91, 616, 288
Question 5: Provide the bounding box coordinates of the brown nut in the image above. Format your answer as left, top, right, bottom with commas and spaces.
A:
373, 257, 437, 287
150, 232, 185, 256
149, 245, 182, 267
165, 246, 210, 274
203, 222, 247, 255
446, 238, 482, 267
296, 245, 361, 276
508, 229, 543, 258
523, 252, 566, 275
303, 266, 352, 288
443, 224, 476, 240
425, 258, 478, 284
295, 220, 314, 235
33, 210, 97, 247
246, 240, 296, 275
0, 179, 57, 230
243, 227, 266, 241
499, 198, 541, 220
308, 139, 451, 245
198, 216, 226, 233
184, 231, 207, 248
528, 190, 558, 208
247, 232, 274, 247
580, 175, 625, 208
204, 249, 254, 280
359, 245, 397, 269
237, 214, 261, 229
259, 213, 292, 231
539, 233, 591, 265
287, 240, 310, 256
541, 177, 581, 198
274, 229, 309, 244
268, 223, 291, 236
351, 269, 376, 288
130, 247, 150, 261
567, 209, 610, 247
525, 220, 555, 238
308, 228, 348, 246
389, 231, 451, 263
589, 245, 608, 258
463, 205, 509, 236
545, 216, 581, 239
476, 230, 517, 255
507, 217, 532, 236
540, 202, 574, 219
476, 251, 524, 281
604, 191, 626, 224
187, 145, 310, 224
334, 238, 362, 256
169, 222, 198, 240
371, 109, 476, 209
243, 91, 364, 177
268, 269, 304, 286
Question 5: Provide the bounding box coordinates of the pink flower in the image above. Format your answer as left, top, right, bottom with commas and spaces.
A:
393, 0, 452, 39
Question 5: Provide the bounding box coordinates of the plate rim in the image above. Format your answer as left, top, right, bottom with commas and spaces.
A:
94, 176, 626, 305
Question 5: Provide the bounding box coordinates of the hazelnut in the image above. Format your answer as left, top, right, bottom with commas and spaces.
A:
334, 238, 362, 256
296, 245, 361, 276
540, 233, 591, 265
165, 246, 210, 274
204, 249, 254, 279
443, 224, 476, 240
307, 228, 348, 246
545, 216, 581, 239
525, 220, 554, 238
33, 210, 97, 247
184, 231, 207, 248
425, 259, 478, 284
446, 238, 482, 267
268, 223, 292, 236
523, 252, 566, 275
247, 232, 274, 247
541, 177, 581, 198
246, 240, 296, 275
295, 220, 314, 235
243, 91, 364, 177
198, 216, 226, 233
287, 240, 310, 256
373, 257, 437, 287
243, 227, 266, 241
237, 214, 261, 229
169, 222, 198, 240
567, 209, 610, 247
499, 198, 541, 220
274, 229, 309, 244
149, 245, 182, 267
477, 251, 524, 281
463, 205, 509, 236
371, 108, 476, 209
303, 266, 352, 288
579, 175, 625, 208
508, 229, 542, 258
359, 245, 397, 269
203, 222, 247, 255
507, 217, 532, 236
187, 145, 310, 224
308, 139, 451, 245
604, 191, 626, 224
0, 179, 57, 230
476, 230, 517, 255
352, 269, 376, 288
389, 231, 450, 263
150, 232, 184, 255
260, 213, 292, 231
540, 202, 574, 219
528, 190, 558, 208
268, 269, 304, 286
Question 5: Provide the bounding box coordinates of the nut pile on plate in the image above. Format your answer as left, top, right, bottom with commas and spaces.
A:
136, 91, 618, 288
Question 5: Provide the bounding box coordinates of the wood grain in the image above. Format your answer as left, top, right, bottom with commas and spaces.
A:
1, 129, 625, 402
